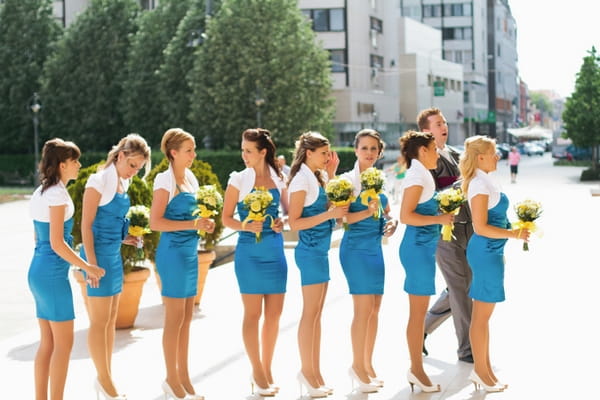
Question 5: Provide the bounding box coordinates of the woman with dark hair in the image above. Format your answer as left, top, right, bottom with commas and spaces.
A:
80, 133, 151, 399
150, 128, 215, 400
339, 129, 397, 393
222, 128, 288, 397
28, 138, 105, 400
287, 131, 347, 398
398, 131, 453, 393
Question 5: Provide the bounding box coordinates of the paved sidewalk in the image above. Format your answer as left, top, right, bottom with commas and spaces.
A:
2, 154, 599, 399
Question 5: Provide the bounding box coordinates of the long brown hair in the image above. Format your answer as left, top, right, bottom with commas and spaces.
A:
242, 128, 282, 180
399, 130, 434, 169
287, 131, 330, 187
39, 138, 81, 193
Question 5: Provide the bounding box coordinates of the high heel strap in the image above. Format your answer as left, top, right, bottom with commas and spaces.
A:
406, 370, 440, 393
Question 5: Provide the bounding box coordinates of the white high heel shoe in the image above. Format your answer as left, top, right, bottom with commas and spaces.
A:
297, 372, 328, 398
406, 370, 440, 393
161, 381, 186, 400
469, 370, 504, 392
348, 368, 379, 393
94, 379, 126, 400
250, 375, 276, 397
184, 389, 205, 400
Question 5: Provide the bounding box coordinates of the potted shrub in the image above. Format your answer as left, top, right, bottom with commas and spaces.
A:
145, 158, 224, 306
68, 162, 158, 328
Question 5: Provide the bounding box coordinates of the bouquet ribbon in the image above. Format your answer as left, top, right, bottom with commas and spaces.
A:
512, 220, 539, 251
360, 189, 382, 219
241, 212, 275, 242
441, 208, 461, 241
328, 197, 354, 230
193, 205, 218, 237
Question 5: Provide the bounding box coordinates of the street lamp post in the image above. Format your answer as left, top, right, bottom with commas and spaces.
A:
30, 93, 42, 187
255, 84, 265, 128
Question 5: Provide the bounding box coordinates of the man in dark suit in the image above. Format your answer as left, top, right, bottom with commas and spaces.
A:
417, 107, 473, 363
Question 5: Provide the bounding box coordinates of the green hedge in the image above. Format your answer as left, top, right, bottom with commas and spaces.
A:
0, 146, 358, 188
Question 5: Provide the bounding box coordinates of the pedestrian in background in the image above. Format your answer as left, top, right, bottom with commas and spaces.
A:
222, 128, 288, 397
398, 130, 453, 393
28, 138, 105, 400
460, 136, 529, 392
80, 133, 151, 400
508, 146, 521, 183
150, 128, 215, 400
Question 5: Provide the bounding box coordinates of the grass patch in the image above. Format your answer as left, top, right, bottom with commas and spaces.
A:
553, 160, 592, 167
0, 186, 33, 204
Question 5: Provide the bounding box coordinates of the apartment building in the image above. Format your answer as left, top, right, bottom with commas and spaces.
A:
51, 0, 158, 26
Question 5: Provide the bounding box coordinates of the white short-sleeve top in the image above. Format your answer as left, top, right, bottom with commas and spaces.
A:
85, 163, 130, 206
401, 159, 435, 203
467, 169, 501, 209
288, 163, 324, 207
227, 166, 286, 202
29, 181, 74, 222
339, 160, 362, 197
153, 164, 199, 202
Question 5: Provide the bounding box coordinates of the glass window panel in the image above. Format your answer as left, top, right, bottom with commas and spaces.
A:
330, 9, 345, 31
313, 9, 328, 31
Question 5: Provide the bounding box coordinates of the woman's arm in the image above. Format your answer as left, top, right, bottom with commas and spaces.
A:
471, 194, 529, 240
221, 184, 263, 235
80, 187, 101, 266
345, 198, 378, 224
49, 205, 105, 282
400, 186, 453, 226
287, 190, 347, 231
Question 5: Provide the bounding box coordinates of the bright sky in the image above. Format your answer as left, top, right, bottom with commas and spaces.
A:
510, 0, 599, 98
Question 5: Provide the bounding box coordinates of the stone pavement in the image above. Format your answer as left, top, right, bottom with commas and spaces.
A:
2, 153, 599, 399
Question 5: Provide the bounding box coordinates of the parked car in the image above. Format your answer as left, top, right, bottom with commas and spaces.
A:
552, 144, 592, 160
496, 143, 510, 159
519, 142, 544, 156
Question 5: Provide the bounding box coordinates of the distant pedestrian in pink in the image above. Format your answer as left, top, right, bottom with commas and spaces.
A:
508, 147, 520, 183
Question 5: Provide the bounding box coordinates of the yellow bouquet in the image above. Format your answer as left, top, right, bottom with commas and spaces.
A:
359, 167, 385, 219
193, 185, 223, 237
126, 205, 151, 259
241, 187, 274, 243
435, 187, 467, 241
325, 176, 355, 230
513, 199, 543, 251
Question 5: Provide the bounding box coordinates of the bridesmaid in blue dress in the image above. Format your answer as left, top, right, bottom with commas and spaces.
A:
28, 139, 105, 400
222, 128, 288, 397
459, 136, 529, 392
339, 129, 397, 393
287, 131, 347, 398
398, 131, 454, 393
80, 133, 151, 400
150, 128, 215, 400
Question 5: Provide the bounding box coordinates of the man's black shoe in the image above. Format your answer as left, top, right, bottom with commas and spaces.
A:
459, 354, 474, 363
422, 333, 429, 356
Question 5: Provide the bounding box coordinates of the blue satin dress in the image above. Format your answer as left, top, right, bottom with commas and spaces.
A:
234, 189, 287, 294
400, 196, 441, 295
156, 191, 199, 298
294, 187, 335, 286
80, 192, 130, 296
339, 194, 388, 294
466, 193, 510, 303
28, 218, 75, 321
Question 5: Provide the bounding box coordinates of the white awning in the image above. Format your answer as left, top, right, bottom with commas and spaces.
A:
507, 125, 553, 140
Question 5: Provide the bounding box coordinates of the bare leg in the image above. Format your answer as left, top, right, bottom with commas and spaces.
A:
298, 282, 328, 388
178, 297, 196, 395
48, 320, 74, 400
261, 294, 285, 385
350, 295, 375, 383
34, 319, 53, 400
406, 294, 432, 386
162, 296, 187, 399
470, 300, 496, 386
241, 294, 269, 388
87, 295, 119, 397
365, 295, 382, 379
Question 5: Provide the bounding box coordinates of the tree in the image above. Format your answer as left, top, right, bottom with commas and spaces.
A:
41, 0, 139, 151
121, 0, 191, 148
563, 46, 600, 169
158, 0, 221, 137
0, 0, 61, 154
188, 0, 333, 149
529, 92, 553, 115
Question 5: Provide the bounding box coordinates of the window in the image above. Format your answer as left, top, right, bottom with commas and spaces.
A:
442, 27, 472, 40
497, 43, 501, 57
303, 8, 346, 32
370, 17, 383, 33
423, 5, 441, 17
140, 0, 156, 10
443, 3, 470, 16
370, 54, 384, 69
329, 49, 347, 73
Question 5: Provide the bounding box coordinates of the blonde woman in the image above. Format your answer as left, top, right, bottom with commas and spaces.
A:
287, 131, 347, 398
459, 136, 529, 392
150, 128, 215, 400
80, 133, 151, 399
